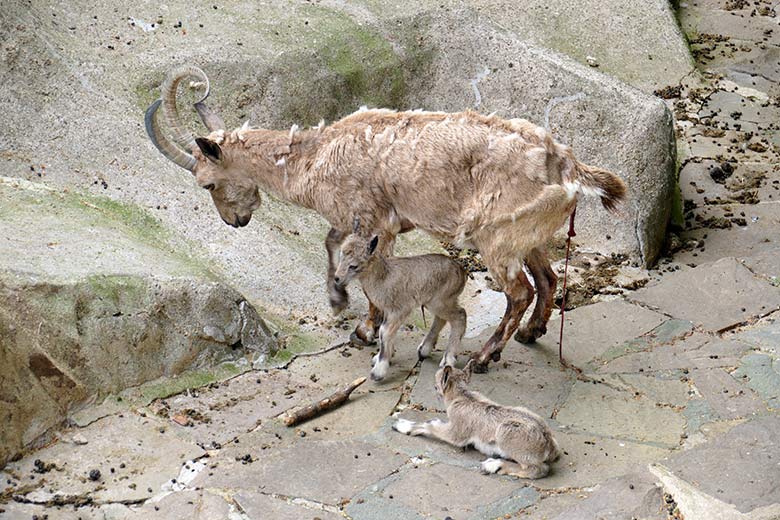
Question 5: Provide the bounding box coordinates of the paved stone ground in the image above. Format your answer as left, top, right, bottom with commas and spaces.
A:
3, 3, 780, 519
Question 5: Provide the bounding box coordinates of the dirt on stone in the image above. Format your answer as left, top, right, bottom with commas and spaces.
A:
654, 84, 682, 99
709, 161, 735, 184
554, 253, 645, 310
440, 242, 487, 274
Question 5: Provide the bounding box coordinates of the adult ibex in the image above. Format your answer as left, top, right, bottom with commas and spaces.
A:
145, 66, 627, 371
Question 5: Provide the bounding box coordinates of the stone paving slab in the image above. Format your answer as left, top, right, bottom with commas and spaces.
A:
679, 6, 778, 43
730, 313, 780, 351
601, 372, 691, 407
350, 462, 539, 520
680, 160, 732, 206
540, 431, 670, 490
593, 319, 698, 369
732, 353, 780, 409
192, 438, 407, 507
597, 334, 751, 373
0, 412, 204, 505
631, 257, 780, 331
741, 248, 780, 283
148, 370, 324, 448
296, 390, 402, 440
133, 489, 233, 519
289, 337, 425, 392
0, 502, 132, 519
705, 90, 780, 133
551, 470, 667, 520
234, 492, 344, 520
501, 300, 668, 368
555, 380, 685, 446
515, 492, 590, 520
676, 203, 780, 266
664, 416, 780, 513
690, 368, 766, 420
679, 160, 777, 208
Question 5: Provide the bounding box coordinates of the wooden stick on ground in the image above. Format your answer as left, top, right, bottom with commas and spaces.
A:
283, 376, 367, 427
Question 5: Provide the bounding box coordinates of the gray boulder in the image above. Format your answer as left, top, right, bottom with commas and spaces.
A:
0, 177, 276, 467
0, 0, 678, 327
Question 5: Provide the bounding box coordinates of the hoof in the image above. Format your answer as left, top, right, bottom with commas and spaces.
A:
417, 344, 432, 361
350, 330, 376, 347
490, 351, 502, 362
514, 324, 546, 344
329, 289, 349, 315
330, 300, 348, 316
470, 358, 490, 373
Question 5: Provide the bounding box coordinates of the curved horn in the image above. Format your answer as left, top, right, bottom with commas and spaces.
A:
195, 101, 226, 132
160, 65, 212, 151
145, 99, 196, 171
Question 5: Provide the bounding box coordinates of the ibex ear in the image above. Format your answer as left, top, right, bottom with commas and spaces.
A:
441, 365, 452, 390
463, 359, 475, 384
367, 235, 379, 255
195, 137, 223, 164
352, 216, 361, 234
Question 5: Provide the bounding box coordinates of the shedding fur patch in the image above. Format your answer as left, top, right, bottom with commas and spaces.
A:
507, 258, 523, 281
211, 129, 226, 144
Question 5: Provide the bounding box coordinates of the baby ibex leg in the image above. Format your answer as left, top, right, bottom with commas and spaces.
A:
441, 307, 466, 368
371, 318, 401, 381
480, 459, 550, 479
393, 418, 466, 447
417, 316, 446, 360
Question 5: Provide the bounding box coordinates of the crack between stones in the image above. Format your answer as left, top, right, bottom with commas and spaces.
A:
255, 490, 343, 515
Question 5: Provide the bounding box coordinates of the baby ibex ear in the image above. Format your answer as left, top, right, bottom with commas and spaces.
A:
367, 235, 379, 255
441, 365, 453, 390
195, 137, 223, 164
463, 359, 475, 384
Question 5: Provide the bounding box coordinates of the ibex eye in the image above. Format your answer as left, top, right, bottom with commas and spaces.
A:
349, 265, 358, 271
203, 183, 215, 191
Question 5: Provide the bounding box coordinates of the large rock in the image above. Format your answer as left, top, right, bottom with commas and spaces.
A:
0, 177, 276, 467
0, 3, 678, 338
348, 0, 695, 94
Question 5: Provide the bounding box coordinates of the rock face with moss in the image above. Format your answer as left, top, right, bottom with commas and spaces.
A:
0, 177, 276, 467
0, 2, 684, 338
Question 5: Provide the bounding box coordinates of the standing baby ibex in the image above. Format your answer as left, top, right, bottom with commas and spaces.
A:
394, 362, 561, 479
334, 220, 466, 381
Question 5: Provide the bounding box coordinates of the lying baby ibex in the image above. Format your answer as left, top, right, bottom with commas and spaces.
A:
334, 220, 466, 381
394, 362, 561, 479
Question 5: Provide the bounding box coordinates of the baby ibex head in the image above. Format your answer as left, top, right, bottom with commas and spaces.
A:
435, 360, 474, 398
334, 218, 380, 288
